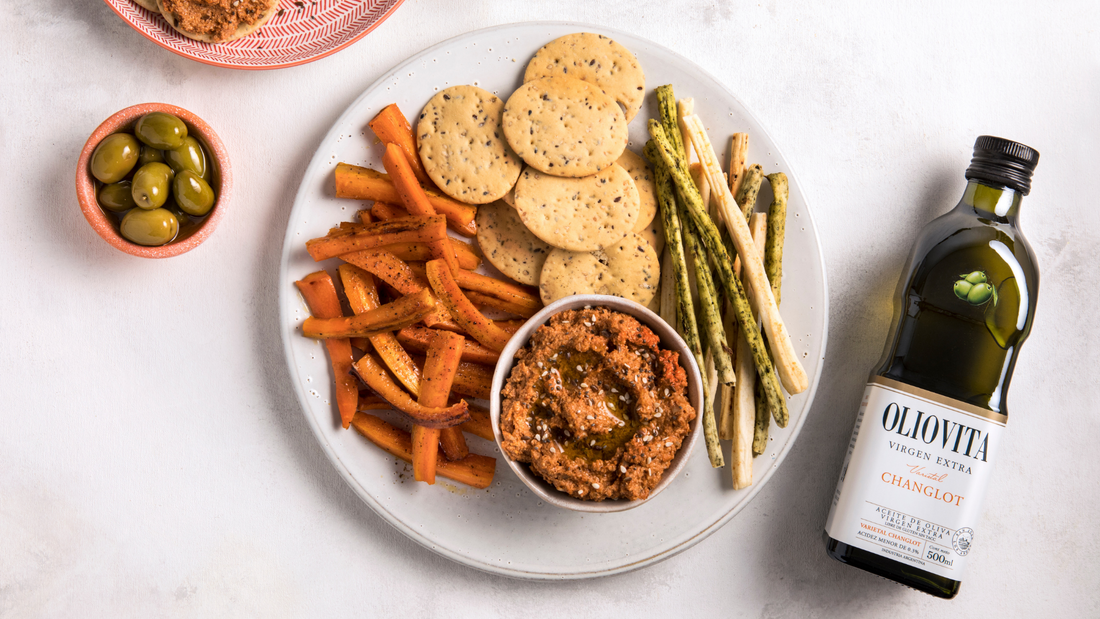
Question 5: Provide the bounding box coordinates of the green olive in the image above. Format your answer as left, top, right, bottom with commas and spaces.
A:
90, 133, 140, 183
164, 136, 207, 177
131, 162, 174, 210
174, 170, 216, 216
138, 145, 165, 166
134, 112, 188, 150
170, 206, 193, 230
963, 271, 987, 285
120, 207, 179, 246
953, 280, 973, 300
97, 181, 138, 213
966, 282, 994, 305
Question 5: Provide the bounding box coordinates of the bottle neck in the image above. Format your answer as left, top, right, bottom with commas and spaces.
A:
959, 179, 1022, 222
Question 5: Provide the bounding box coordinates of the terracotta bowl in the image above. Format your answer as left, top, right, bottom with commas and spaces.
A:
490, 295, 704, 513
75, 103, 232, 258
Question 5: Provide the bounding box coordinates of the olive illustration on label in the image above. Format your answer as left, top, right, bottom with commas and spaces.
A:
954, 271, 998, 306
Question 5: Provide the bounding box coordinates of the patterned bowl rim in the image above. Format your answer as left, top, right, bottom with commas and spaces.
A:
101, 0, 408, 71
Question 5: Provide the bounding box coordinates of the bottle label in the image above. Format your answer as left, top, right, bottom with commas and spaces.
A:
824, 377, 1006, 580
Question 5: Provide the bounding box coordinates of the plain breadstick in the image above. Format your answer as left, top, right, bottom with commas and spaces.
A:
682, 114, 808, 395
728, 133, 749, 198
732, 214, 769, 489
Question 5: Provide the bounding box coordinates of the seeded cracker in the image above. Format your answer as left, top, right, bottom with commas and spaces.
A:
538, 232, 660, 306
476, 201, 552, 286
617, 149, 658, 232
502, 76, 628, 178
417, 85, 523, 205
513, 163, 639, 252
638, 215, 665, 257
523, 32, 646, 122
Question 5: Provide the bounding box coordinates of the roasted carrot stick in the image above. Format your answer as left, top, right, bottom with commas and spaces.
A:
295, 271, 358, 429
342, 249, 429, 295
396, 326, 501, 365
306, 215, 449, 262
369, 104, 432, 186
357, 395, 391, 411
380, 241, 481, 270
465, 290, 539, 318
338, 264, 423, 397
457, 403, 494, 441
370, 201, 408, 221
450, 268, 542, 312
425, 259, 514, 353
358, 209, 373, 224
351, 413, 495, 488
450, 360, 494, 400
382, 144, 460, 273
335, 163, 477, 234
351, 354, 468, 428
302, 287, 437, 339
340, 249, 458, 330
412, 330, 466, 483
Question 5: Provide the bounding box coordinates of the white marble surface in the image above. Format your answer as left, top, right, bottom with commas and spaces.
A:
2, 0, 1098, 616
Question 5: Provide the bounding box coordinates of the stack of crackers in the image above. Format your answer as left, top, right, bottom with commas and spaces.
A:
416, 33, 665, 310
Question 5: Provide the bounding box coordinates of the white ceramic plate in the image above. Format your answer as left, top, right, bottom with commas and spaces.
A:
279, 21, 829, 579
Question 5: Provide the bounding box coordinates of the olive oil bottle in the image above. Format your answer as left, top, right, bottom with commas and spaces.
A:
823, 136, 1040, 598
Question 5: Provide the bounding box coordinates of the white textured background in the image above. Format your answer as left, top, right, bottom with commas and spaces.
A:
2, 0, 1098, 616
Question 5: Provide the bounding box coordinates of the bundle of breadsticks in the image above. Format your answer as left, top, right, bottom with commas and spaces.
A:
645, 85, 803, 489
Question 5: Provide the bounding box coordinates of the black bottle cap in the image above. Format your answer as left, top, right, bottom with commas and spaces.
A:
965, 136, 1040, 195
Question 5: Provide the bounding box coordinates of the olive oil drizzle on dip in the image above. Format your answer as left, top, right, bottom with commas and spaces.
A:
500, 307, 696, 501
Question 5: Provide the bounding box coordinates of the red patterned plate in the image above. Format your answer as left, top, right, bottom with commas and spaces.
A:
104, 0, 405, 70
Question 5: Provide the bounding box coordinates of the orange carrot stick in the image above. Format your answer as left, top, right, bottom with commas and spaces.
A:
351, 413, 495, 488
412, 330, 466, 483
338, 264, 423, 397
340, 249, 457, 330
465, 290, 539, 318
357, 395, 391, 411
457, 403, 494, 441
369, 104, 432, 186
451, 268, 542, 312
351, 354, 468, 429
425, 259, 513, 353
382, 144, 460, 273
439, 427, 469, 461
396, 326, 501, 365
450, 361, 494, 400
306, 215, 449, 262
302, 287, 437, 339
382, 241, 481, 270
334, 163, 478, 232
295, 271, 358, 429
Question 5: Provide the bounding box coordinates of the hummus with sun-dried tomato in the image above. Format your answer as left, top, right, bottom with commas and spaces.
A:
500, 307, 696, 501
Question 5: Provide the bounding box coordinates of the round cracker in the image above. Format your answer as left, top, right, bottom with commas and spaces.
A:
538, 232, 660, 307
617, 149, 658, 233
500, 185, 515, 208
502, 76, 628, 178
134, 0, 160, 11
523, 32, 646, 122
157, 0, 279, 43
513, 163, 639, 252
476, 201, 551, 286
417, 86, 523, 205
638, 215, 665, 257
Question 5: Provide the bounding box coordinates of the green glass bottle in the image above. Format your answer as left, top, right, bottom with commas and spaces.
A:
823, 136, 1040, 598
